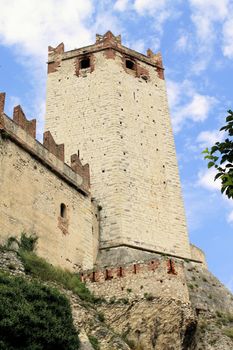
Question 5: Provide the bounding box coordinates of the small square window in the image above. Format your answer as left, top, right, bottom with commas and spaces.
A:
126, 59, 135, 70
80, 57, 90, 69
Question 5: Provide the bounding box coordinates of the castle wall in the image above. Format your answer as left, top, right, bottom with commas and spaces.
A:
45, 34, 191, 261
0, 112, 98, 271
190, 244, 207, 268
84, 257, 189, 303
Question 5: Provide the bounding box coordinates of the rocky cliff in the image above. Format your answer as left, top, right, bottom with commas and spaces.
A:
1, 249, 233, 350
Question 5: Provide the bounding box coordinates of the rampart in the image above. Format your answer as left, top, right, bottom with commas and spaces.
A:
83, 257, 189, 303
0, 93, 99, 271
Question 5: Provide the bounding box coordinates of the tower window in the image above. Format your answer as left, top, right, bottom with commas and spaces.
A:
126, 59, 135, 70
60, 203, 67, 218
80, 57, 90, 69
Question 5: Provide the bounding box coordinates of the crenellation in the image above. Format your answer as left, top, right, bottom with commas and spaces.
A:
0, 32, 207, 288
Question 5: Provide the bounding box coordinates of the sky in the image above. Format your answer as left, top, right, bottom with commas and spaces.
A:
0, 0, 233, 291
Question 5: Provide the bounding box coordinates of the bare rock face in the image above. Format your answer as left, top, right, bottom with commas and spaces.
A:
97, 297, 196, 350
185, 262, 233, 350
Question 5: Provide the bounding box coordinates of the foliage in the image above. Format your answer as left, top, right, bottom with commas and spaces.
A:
144, 292, 154, 301
7, 232, 38, 252
19, 250, 94, 302
0, 272, 79, 350
88, 335, 100, 350
203, 110, 233, 199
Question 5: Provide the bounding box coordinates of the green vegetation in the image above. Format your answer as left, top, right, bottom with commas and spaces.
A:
0, 272, 79, 350
97, 311, 105, 322
203, 110, 233, 199
6, 232, 95, 303
19, 250, 94, 302
223, 328, 233, 340
144, 292, 154, 301
216, 311, 233, 325
88, 335, 100, 350
7, 232, 38, 251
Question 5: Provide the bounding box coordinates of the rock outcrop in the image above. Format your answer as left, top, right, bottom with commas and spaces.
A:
1, 250, 233, 350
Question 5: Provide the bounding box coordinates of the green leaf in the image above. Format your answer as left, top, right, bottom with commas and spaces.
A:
208, 162, 215, 168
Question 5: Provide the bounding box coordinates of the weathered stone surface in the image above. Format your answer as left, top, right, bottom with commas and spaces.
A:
45, 33, 191, 262
0, 116, 99, 272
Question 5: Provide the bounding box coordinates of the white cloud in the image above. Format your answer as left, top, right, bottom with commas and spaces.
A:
197, 168, 221, 192
196, 129, 223, 148
188, 0, 230, 72
175, 34, 189, 51
167, 79, 217, 132
189, 0, 229, 40
0, 0, 94, 60
134, 0, 167, 13
114, 0, 129, 11
222, 17, 233, 58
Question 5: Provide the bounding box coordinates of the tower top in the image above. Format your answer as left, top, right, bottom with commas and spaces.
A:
47, 31, 164, 77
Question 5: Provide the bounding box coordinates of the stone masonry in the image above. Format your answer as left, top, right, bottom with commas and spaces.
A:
45, 31, 191, 262
0, 94, 99, 271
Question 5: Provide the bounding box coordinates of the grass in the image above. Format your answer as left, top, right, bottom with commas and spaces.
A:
88, 335, 100, 350
223, 328, 233, 340
19, 250, 94, 302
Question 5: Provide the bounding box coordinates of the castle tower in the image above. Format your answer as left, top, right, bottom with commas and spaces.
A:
45, 31, 191, 264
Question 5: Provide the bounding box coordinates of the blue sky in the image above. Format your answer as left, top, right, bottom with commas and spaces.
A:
0, 0, 233, 290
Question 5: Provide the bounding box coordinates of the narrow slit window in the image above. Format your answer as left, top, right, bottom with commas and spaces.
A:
60, 203, 67, 218
126, 59, 135, 70
80, 57, 90, 69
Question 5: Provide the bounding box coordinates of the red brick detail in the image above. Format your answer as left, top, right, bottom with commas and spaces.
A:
117, 266, 124, 277
13, 105, 36, 138
104, 48, 116, 60
70, 153, 90, 189
0, 92, 6, 114
43, 131, 64, 161
136, 63, 150, 80
96, 31, 121, 45
167, 259, 177, 275
75, 53, 94, 77
48, 42, 64, 55
48, 43, 64, 74
147, 49, 164, 80
105, 268, 114, 280
133, 264, 140, 274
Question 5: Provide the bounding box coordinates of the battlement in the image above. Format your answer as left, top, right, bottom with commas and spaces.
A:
82, 257, 189, 303
0, 93, 90, 194
47, 31, 164, 79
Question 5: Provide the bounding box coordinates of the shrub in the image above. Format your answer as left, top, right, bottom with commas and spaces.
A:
88, 335, 100, 350
0, 272, 79, 350
19, 250, 94, 302
97, 312, 105, 322
144, 292, 154, 301
7, 232, 38, 252
19, 232, 38, 251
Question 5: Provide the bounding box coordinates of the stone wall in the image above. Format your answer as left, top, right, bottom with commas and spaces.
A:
0, 102, 99, 271
45, 31, 191, 263
190, 244, 208, 268
83, 257, 190, 303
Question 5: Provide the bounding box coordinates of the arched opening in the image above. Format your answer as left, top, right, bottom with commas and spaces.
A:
80, 57, 90, 69
60, 203, 67, 219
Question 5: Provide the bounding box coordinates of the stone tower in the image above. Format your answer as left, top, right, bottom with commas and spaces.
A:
45, 31, 191, 265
